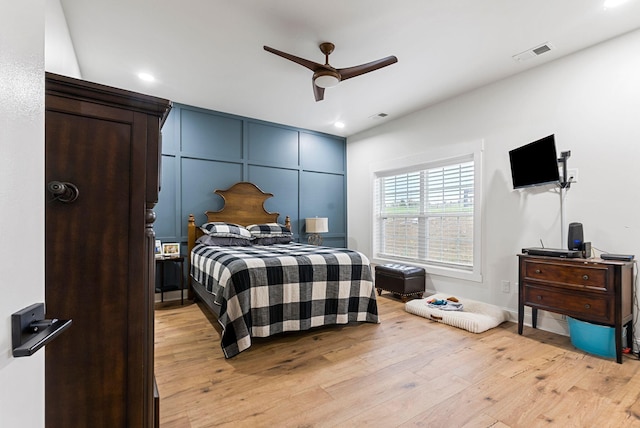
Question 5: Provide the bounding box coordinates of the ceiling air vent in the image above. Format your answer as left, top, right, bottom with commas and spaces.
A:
512, 42, 554, 62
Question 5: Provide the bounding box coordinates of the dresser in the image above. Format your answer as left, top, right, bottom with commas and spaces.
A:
45, 72, 171, 427
518, 254, 634, 363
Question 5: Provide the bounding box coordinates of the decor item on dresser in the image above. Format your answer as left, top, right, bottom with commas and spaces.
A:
155, 239, 163, 258
187, 182, 379, 358
306, 217, 328, 245
517, 253, 634, 363
45, 72, 171, 428
161, 242, 180, 257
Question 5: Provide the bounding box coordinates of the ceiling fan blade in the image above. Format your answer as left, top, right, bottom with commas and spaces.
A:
313, 81, 325, 102
337, 55, 398, 81
263, 45, 324, 72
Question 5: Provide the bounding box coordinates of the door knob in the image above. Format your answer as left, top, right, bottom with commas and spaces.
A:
47, 181, 79, 203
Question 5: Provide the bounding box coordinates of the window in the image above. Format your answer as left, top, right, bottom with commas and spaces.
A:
372, 142, 482, 282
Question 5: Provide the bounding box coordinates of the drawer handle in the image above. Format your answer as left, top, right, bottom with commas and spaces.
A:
535, 269, 542, 274
582, 275, 589, 280
584, 304, 591, 309
537, 295, 542, 301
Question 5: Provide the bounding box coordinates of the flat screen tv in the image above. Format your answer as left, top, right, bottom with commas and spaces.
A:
509, 134, 560, 189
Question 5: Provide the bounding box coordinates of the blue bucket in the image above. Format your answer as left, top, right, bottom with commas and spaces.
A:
567, 317, 623, 359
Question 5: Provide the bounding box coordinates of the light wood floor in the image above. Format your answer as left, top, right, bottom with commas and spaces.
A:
154, 296, 640, 427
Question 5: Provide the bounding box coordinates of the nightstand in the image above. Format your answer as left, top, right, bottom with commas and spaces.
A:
155, 255, 185, 304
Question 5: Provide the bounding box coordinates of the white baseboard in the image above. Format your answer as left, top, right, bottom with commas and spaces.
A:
504, 308, 570, 336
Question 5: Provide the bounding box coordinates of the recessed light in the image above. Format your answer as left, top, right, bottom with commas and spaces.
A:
137, 72, 155, 82
603, 0, 629, 9
334, 121, 345, 129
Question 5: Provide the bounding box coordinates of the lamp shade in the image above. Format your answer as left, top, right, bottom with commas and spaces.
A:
306, 217, 328, 233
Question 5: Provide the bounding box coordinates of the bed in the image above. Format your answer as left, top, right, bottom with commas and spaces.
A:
187, 182, 379, 358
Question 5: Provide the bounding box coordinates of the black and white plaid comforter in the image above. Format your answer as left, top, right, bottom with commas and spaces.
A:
190, 243, 379, 358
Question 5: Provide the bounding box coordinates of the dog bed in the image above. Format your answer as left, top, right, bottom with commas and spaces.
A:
405, 293, 509, 333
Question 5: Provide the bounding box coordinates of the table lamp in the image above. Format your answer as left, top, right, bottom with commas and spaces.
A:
305, 217, 328, 245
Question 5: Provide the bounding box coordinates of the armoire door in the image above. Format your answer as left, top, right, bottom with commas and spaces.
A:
44, 73, 170, 428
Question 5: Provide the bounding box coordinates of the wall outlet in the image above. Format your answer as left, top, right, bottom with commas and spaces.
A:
501, 280, 510, 293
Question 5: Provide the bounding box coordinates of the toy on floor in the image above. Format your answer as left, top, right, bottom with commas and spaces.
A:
426, 296, 464, 311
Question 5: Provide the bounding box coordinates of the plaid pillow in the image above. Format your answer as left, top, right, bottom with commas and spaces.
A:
246, 223, 292, 237
200, 222, 254, 239
253, 235, 293, 245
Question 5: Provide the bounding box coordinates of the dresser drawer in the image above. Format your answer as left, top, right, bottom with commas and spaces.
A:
523, 260, 610, 292
523, 284, 612, 323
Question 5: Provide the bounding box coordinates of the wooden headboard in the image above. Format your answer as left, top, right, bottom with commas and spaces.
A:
187, 181, 291, 257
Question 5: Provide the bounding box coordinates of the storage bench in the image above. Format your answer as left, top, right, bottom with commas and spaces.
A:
375, 264, 426, 302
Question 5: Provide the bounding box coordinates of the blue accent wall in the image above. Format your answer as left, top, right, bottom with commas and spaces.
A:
154, 103, 347, 251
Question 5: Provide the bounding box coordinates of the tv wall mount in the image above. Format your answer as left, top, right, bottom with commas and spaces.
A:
558, 150, 571, 189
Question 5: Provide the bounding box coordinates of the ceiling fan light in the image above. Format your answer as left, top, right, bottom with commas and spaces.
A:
314, 73, 340, 88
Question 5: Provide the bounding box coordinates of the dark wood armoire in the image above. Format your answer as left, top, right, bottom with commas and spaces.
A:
44, 72, 171, 427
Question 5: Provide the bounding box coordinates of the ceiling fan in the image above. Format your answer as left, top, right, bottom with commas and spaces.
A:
263, 42, 398, 102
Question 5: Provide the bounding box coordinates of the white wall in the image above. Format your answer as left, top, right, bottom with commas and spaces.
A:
45, 0, 81, 78
347, 29, 640, 334
0, 1, 46, 427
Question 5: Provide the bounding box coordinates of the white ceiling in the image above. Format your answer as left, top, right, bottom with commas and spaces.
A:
59, 0, 640, 137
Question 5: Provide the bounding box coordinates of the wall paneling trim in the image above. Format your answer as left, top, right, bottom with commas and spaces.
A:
154, 104, 348, 257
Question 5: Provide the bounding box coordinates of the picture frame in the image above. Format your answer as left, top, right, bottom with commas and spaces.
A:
162, 242, 180, 258
154, 240, 163, 258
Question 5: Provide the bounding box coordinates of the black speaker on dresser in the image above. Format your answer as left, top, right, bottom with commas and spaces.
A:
568, 222, 583, 251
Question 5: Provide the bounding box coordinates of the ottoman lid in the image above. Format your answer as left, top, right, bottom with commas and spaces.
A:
376, 263, 425, 278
